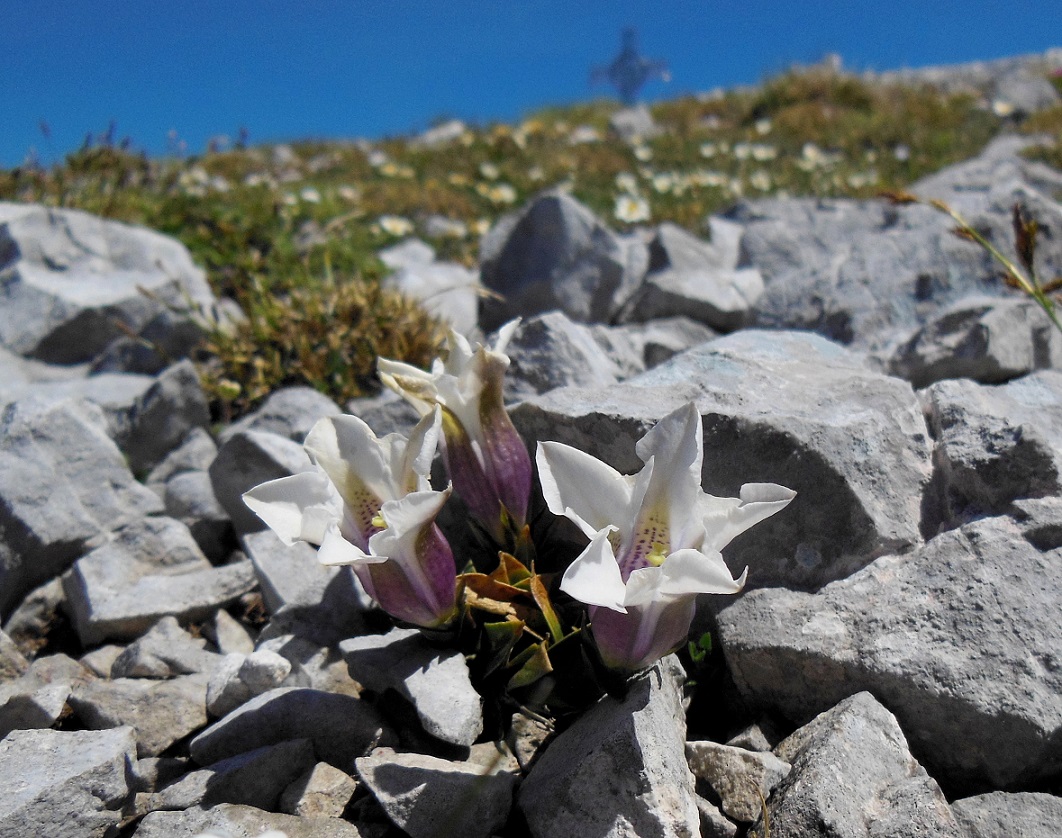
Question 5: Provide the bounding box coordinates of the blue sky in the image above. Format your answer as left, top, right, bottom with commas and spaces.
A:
3, 1, 1060, 167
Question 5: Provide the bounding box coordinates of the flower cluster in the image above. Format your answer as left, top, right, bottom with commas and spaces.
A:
244, 322, 794, 704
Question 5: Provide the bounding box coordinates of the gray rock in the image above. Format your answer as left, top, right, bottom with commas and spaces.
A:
747, 693, 960, 838
164, 469, 235, 561
0, 653, 93, 737
512, 329, 931, 590
80, 644, 124, 677
136, 738, 315, 815
696, 797, 739, 838
724, 720, 781, 752
62, 517, 257, 645
280, 760, 360, 818
609, 104, 662, 142
504, 311, 625, 400
889, 296, 1062, 388
189, 687, 396, 772
717, 515, 1062, 790
242, 528, 341, 614
135, 803, 365, 837
0, 368, 156, 425
0, 629, 28, 680
206, 650, 293, 718
144, 426, 218, 489
255, 635, 362, 698
0, 202, 217, 364
0, 397, 163, 617
479, 190, 646, 328
356, 750, 517, 838
619, 223, 763, 329
242, 529, 369, 645
345, 387, 421, 438
518, 655, 699, 838
209, 429, 313, 533
951, 791, 1062, 838
70, 672, 210, 757
110, 616, 219, 679
2, 578, 65, 652
218, 385, 343, 446
1012, 495, 1062, 551
922, 372, 1062, 527
0, 726, 137, 838
591, 317, 717, 376
734, 137, 1062, 353
115, 360, 210, 474
685, 741, 790, 822
385, 260, 481, 335
340, 627, 483, 746
202, 608, 255, 655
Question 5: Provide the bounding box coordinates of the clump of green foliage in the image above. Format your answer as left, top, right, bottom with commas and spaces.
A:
0, 65, 1027, 416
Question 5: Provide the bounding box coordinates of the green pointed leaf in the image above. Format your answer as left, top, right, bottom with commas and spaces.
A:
529, 574, 564, 645
507, 641, 553, 690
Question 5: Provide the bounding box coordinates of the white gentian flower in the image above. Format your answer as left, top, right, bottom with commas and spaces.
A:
243, 410, 458, 628
537, 404, 794, 671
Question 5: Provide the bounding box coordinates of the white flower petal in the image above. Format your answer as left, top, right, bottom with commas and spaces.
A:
318, 522, 385, 566
621, 565, 667, 608
491, 319, 521, 355
536, 441, 633, 540
305, 415, 394, 503
242, 471, 339, 546
699, 482, 796, 553
559, 528, 628, 612
658, 548, 746, 597
399, 406, 442, 493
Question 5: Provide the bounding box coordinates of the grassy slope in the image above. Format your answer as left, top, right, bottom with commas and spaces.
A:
2, 66, 1060, 417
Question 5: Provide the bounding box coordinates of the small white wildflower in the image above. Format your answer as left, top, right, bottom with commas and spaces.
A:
472, 218, 492, 237
633, 145, 653, 162
527, 165, 545, 181
893, 144, 911, 162
337, 185, 359, 202
751, 144, 778, 162
749, 170, 772, 191
651, 173, 674, 194
699, 142, 718, 158
479, 162, 500, 180
614, 194, 651, 224
733, 143, 752, 161
378, 215, 414, 237
568, 125, 601, 145
615, 172, 639, 194
299, 187, 321, 204
991, 99, 1016, 118
367, 150, 389, 168
755, 118, 773, 135
488, 183, 517, 205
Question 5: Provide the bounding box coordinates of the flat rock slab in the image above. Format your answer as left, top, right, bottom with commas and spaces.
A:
136, 738, 315, 815
135, 802, 365, 837
518, 655, 700, 838
512, 329, 931, 590
0, 726, 137, 838
750, 693, 960, 838
0, 397, 163, 617
340, 627, 483, 746
951, 791, 1062, 838
718, 515, 1062, 790
70, 672, 210, 757
189, 687, 396, 773
356, 751, 517, 838
62, 517, 256, 645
